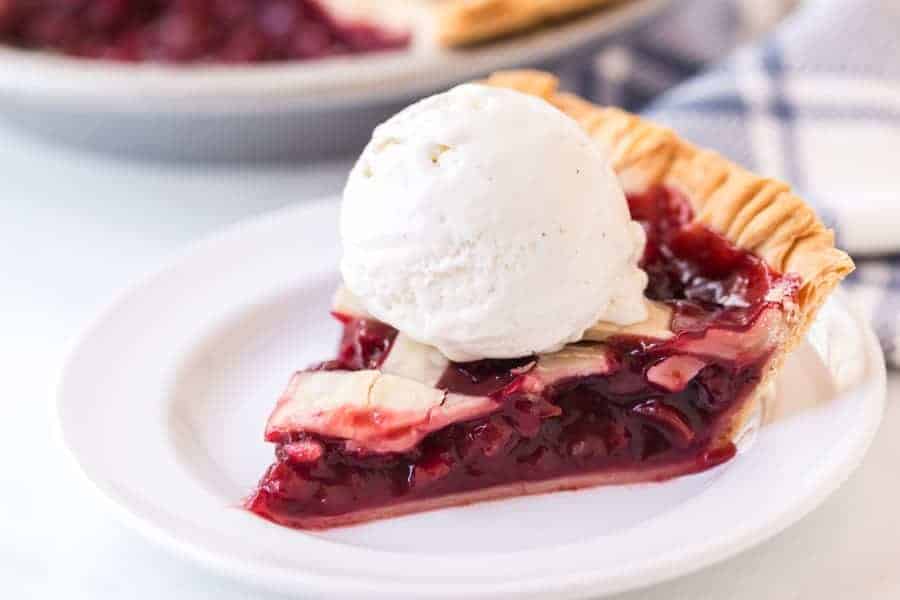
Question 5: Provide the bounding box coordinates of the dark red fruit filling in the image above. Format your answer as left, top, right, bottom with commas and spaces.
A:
313, 311, 398, 372
628, 187, 794, 333
247, 186, 799, 527
248, 352, 749, 524
0, 0, 410, 63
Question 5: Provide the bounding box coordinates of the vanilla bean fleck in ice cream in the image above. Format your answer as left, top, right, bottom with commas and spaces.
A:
340, 83, 648, 361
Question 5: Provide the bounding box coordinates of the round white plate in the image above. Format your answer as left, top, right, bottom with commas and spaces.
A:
0, 0, 669, 113
57, 198, 886, 599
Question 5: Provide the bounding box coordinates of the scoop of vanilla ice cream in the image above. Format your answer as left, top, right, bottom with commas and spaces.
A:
340, 83, 648, 362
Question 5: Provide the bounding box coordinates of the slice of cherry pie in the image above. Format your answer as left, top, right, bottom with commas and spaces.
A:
246, 70, 854, 529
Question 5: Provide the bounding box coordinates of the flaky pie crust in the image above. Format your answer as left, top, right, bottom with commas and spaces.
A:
437, 0, 619, 46
485, 69, 855, 443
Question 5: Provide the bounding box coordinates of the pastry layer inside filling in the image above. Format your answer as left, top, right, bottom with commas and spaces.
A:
246, 186, 800, 528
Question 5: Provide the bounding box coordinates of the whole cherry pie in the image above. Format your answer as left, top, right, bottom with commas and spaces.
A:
246, 70, 854, 529
0, 0, 622, 63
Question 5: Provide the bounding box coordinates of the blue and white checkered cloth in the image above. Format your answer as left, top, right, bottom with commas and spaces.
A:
568, 0, 900, 367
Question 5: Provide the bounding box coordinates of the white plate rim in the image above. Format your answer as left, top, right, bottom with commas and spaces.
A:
54, 197, 887, 599
0, 0, 670, 113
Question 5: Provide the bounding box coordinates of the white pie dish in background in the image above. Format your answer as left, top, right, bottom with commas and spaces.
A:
56, 197, 886, 599
0, 0, 670, 161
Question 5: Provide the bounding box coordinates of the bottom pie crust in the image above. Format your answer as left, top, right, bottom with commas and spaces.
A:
249, 444, 736, 530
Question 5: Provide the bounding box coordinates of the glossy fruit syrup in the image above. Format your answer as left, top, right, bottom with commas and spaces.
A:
246, 187, 799, 528
0, 0, 410, 63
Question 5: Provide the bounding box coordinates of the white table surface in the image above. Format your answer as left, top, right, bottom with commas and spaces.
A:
2, 120, 898, 600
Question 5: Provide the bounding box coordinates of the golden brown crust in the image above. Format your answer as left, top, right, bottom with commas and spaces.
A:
484, 69, 855, 448
437, 0, 618, 47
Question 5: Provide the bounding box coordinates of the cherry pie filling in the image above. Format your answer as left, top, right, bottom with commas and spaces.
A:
0, 0, 410, 63
247, 186, 800, 527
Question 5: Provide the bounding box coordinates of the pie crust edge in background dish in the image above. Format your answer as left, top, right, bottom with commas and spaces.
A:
437, 0, 621, 46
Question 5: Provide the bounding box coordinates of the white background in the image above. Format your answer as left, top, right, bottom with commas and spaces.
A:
2, 121, 898, 599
